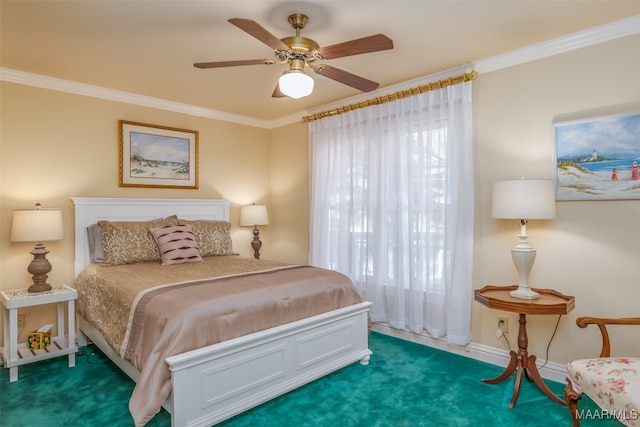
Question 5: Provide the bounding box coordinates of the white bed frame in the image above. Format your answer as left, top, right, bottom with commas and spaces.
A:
71, 197, 372, 427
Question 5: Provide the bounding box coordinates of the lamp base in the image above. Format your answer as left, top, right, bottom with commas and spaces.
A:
251, 226, 263, 260
28, 282, 53, 293
27, 243, 53, 293
510, 286, 540, 300
510, 240, 539, 300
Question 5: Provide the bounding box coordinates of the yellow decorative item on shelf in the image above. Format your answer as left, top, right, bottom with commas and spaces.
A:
27, 324, 53, 350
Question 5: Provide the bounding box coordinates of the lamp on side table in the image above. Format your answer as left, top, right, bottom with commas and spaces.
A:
11, 203, 64, 293
240, 204, 269, 259
492, 179, 556, 300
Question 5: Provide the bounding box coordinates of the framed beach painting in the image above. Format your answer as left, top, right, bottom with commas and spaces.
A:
119, 120, 199, 189
554, 111, 640, 201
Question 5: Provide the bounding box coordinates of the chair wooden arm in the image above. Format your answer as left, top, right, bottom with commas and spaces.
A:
576, 316, 640, 357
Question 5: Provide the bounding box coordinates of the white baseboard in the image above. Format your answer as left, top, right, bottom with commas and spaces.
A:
370, 323, 568, 384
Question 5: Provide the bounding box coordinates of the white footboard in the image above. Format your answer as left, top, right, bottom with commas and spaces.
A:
166, 301, 372, 427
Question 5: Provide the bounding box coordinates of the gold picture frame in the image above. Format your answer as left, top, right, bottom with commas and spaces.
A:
119, 120, 199, 189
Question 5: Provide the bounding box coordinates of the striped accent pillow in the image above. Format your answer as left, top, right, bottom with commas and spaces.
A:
149, 224, 202, 266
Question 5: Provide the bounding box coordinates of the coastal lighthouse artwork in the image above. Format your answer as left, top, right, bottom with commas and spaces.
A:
554, 111, 640, 200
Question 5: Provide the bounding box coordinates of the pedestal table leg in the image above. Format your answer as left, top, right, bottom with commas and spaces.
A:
482, 312, 565, 407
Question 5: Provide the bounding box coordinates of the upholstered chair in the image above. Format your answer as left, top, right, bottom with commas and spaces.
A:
565, 316, 640, 427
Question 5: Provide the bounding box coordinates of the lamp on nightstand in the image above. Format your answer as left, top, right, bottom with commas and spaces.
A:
240, 204, 269, 259
11, 203, 64, 293
492, 179, 556, 300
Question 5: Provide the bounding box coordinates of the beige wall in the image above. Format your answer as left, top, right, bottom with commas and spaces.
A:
0, 83, 278, 340
268, 122, 310, 265
473, 34, 640, 362
1, 33, 638, 364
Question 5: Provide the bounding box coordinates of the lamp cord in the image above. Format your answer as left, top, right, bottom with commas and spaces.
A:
77, 345, 109, 364
537, 314, 562, 370
499, 314, 562, 371
500, 329, 511, 349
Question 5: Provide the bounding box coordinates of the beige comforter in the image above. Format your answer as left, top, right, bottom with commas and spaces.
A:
73, 256, 363, 426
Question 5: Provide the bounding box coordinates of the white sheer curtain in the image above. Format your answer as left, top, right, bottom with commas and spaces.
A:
309, 82, 474, 345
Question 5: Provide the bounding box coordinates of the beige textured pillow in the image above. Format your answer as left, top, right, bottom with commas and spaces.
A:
99, 216, 177, 265
176, 219, 236, 256
149, 224, 202, 266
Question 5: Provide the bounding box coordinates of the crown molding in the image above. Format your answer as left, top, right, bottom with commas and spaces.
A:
474, 14, 640, 74
2, 14, 638, 129
0, 68, 272, 129
300, 14, 640, 122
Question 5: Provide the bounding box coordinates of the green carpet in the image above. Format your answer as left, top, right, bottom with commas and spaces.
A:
0, 332, 616, 426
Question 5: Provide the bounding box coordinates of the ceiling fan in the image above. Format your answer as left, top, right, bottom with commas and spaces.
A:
194, 14, 394, 99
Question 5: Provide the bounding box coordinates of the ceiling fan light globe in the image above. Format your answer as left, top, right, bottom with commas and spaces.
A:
279, 71, 314, 99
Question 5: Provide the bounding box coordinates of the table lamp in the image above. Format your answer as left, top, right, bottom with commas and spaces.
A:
492, 179, 556, 299
240, 204, 269, 259
11, 203, 64, 292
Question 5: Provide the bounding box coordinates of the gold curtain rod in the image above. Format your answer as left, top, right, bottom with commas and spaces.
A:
302, 70, 478, 123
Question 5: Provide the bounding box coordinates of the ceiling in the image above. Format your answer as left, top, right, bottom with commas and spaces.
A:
1, 1, 639, 124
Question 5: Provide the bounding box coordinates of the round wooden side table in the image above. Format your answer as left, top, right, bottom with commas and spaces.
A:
474, 285, 575, 408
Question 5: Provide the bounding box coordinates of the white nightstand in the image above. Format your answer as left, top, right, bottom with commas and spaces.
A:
1, 284, 78, 382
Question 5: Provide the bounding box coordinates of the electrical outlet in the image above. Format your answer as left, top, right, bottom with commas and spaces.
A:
17, 313, 26, 328
497, 315, 508, 334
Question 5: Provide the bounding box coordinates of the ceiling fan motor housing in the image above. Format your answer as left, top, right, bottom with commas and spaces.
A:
281, 35, 319, 55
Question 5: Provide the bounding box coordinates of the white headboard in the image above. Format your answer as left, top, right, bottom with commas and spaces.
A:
71, 197, 231, 277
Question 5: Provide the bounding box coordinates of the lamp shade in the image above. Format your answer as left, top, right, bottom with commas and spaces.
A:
278, 71, 314, 99
492, 179, 556, 220
240, 205, 269, 226
11, 206, 64, 242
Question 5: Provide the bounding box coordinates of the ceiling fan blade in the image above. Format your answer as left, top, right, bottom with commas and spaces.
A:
318, 34, 393, 59
228, 18, 290, 51
272, 82, 286, 98
272, 71, 288, 98
194, 59, 274, 69
315, 65, 379, 92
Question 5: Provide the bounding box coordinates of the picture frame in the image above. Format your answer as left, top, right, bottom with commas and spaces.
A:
119, 120, 199, 189
554, 111, 640, 201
